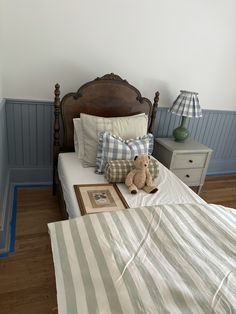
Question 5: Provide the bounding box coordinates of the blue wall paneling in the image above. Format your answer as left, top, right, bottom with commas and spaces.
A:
155, 108, 236, 174
5, 100, 53, 183
4, 99, 236, 183
0, 99, 10, 251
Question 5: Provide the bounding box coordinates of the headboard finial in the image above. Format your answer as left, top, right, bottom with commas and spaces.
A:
55, 83, 60, 97
154, 91, 160, 105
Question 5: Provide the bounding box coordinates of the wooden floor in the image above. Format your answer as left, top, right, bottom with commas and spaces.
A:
0, 187, 62, 314
0, 175, 235, 313
200, 175, 236, 208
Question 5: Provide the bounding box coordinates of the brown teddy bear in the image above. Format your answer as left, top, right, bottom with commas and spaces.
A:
125, 154, 158, 194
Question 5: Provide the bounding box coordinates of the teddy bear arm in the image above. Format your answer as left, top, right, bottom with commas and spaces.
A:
145, 170, 153, 186
125, 170, 136, 187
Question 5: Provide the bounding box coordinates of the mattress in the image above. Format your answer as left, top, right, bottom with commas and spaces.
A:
58, 153, 206, 218
48, 203, 236, 314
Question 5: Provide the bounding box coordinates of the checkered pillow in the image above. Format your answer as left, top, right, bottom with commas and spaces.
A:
95, 131, 154, 174
104, 159, 159, 183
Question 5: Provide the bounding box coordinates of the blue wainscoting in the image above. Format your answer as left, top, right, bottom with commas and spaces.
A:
0, 99, 10, 253
154, 108, 236, 174
4, 99, 236, 183
5, 99, 53, 183
0, 99, 9, 216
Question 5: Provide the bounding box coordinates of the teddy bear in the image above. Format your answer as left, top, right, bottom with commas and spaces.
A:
125, 154, 158, 194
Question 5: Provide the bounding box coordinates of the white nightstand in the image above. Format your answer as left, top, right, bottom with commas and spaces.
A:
154, 137, 213, 194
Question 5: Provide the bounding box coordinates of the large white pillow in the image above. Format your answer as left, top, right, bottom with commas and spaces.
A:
77, 113, 148, 167
73, 118, 79, 154
73, 118, 83, 156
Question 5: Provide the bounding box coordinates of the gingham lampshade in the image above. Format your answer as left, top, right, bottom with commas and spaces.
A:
169, 90, 202, 118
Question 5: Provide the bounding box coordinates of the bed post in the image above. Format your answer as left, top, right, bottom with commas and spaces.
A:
149, 91, 160, 134
53, 83, 61, 195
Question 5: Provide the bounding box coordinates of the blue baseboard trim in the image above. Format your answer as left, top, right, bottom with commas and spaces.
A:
0, 251, 9, 258
207, 159, 236, 175
9, 168, 52, 184
14, 183, 52, 188
207, 171, 236, 176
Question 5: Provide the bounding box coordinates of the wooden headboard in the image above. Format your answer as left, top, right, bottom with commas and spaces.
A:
53, 73, 160, 193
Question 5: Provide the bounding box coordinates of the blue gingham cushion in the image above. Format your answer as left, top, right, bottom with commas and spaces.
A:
95, 131, 154, 174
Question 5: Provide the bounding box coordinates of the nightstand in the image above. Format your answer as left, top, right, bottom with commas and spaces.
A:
154, 138, 213, 194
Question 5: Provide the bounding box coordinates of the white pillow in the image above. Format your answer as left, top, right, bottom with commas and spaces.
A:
74, 131, 79, 154
73, 118, 83, 157
79, 113, 148, 167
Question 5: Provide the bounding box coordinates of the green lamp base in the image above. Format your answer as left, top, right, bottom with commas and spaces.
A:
173, 126, 189, 142
173, 116, 189, 142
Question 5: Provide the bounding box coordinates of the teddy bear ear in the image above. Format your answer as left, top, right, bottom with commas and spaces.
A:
134, 156, 138, 160
148, 155, 150, 159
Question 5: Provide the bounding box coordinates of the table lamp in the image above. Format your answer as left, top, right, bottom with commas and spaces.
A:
169, 90, 202, 142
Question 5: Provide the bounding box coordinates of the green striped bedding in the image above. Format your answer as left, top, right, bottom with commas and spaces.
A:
48, 203, 236, 313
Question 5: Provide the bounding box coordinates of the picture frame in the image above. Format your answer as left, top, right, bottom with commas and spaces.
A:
74, 183, 129, 215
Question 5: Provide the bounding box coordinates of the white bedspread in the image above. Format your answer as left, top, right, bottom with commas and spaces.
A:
58, 153, 206, 218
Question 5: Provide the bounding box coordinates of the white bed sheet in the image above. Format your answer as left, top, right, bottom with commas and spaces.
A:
58, 153, 206, 218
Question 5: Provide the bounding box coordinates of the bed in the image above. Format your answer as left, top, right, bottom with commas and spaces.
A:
53, 73, 205, 218
53, 73, 161, 217
50, 73, 236, 313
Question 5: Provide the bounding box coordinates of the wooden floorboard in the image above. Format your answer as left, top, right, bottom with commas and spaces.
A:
0, 176, 235, 313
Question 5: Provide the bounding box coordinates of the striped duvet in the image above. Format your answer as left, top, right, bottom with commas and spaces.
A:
48, 203, 236, 314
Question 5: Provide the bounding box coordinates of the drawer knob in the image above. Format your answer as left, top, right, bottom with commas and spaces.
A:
189, 160, 193, 163
186, 174, 190, 178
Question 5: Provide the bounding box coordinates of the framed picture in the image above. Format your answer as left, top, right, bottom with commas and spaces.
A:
74, 183, 129, 215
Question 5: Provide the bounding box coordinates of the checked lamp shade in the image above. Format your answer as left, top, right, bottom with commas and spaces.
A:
169, 90, 202, 141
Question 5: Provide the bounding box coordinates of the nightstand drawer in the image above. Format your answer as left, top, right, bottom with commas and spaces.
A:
172, 153, 207, 169
173, 168, 203, 184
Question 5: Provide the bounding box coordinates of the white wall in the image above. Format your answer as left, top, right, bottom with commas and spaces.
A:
1, 0, 236, 110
